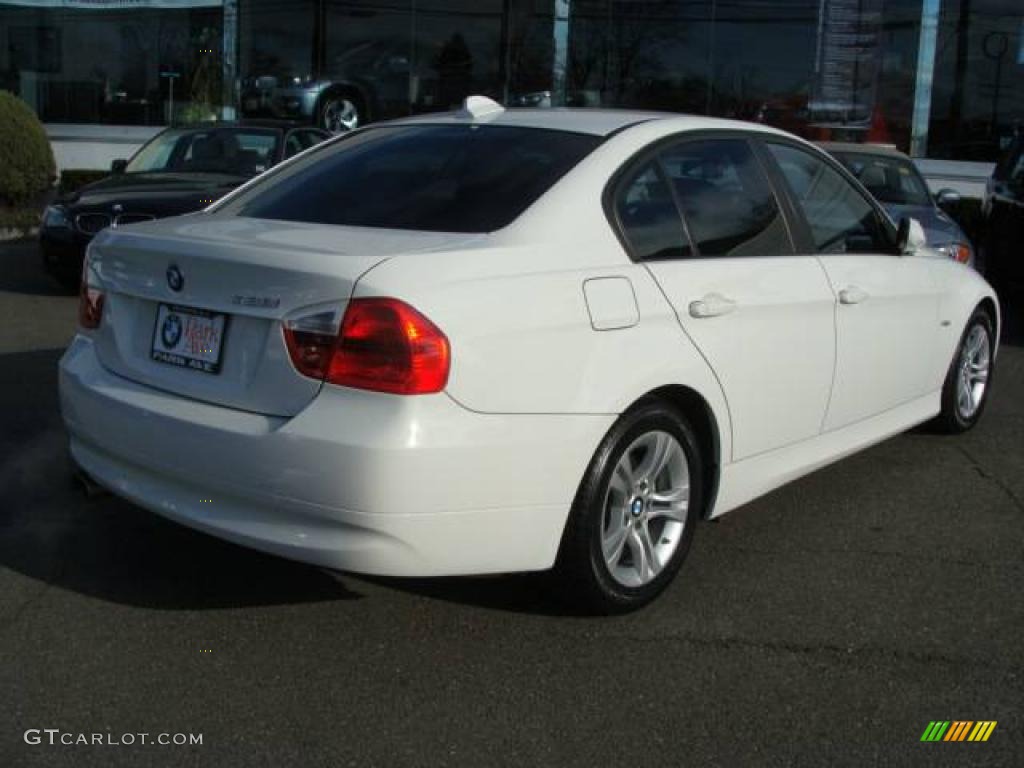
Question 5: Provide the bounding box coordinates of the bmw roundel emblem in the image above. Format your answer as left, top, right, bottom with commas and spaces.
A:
161, 313, 183, 348
166, 264, 184, 292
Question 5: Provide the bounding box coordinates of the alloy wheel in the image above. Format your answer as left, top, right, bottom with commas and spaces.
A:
601, 430, 690, 588
322, 97, 360, 134
956, 324, 991, 420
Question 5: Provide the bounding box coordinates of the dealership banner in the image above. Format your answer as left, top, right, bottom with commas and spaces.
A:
808, 0, 882, 127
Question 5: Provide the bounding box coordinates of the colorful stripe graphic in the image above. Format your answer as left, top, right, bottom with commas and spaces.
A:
920, 721, 996, 742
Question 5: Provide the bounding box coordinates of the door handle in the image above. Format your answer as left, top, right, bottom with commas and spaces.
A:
838, 285, 869, 305
688, 293, 737, 318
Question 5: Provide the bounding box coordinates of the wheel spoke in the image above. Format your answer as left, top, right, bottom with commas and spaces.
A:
648, 504, 687, 523
636, 432, 673, 483
602, 519, 630, 566
649, 486, 689, 522
609, 461, 632, 497
966, 328, 984, 356
650, 485, 688, 506
638, 522, 660, 581
626, 528, 648, 582
958, 384, 971, 415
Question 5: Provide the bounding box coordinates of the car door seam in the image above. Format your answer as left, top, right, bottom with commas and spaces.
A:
812, 254, 840, 435
640, 261, 736, 462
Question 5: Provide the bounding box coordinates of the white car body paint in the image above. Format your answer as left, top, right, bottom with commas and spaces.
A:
59, 108, 999, 577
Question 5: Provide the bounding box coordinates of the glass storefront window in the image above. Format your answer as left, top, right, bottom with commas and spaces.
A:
1, 0, 1019, 164
238, 0, 551, 127
0, 0, 224, 125
927, 0, 1024, 161
238, 0, 316, 81
565, 0, 924, 153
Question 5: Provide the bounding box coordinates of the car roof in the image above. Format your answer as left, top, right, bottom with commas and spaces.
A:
386, 107, 792, 138
817, 141, 911, 160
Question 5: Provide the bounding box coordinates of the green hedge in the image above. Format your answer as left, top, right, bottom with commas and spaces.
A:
0, 90, 55, 207
0, 207, 39, 232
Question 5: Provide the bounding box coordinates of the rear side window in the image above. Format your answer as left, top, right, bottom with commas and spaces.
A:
222, 124, 601, 232
658, 139, 792, 257
767, 142, 893, 255
614, 162, 691, 261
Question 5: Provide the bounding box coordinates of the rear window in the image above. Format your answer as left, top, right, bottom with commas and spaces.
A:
221, 124, 602, 233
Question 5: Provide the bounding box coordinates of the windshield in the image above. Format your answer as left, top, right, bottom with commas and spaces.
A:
126, 128, 280, 176
832, 151, 932, 207
219, 124, 602, 233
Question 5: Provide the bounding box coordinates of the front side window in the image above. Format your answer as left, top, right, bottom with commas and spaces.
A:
658, 139, 791, 257
221, 124, 601, 233
613, 163, 691, 261
767, 143, 893, 255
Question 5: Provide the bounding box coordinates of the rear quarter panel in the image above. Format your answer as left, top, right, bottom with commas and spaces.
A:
354, 242, 735, 463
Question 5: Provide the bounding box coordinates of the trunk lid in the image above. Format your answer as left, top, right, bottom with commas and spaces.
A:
88, 214, 482, 416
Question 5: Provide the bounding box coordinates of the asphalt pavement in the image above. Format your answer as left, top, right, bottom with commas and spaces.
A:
1, 239, 1021, 767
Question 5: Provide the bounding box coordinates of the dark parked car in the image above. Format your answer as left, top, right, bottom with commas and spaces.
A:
40, 120, 329, 288
981, 136, 1024, 287
819, 142, 975, 268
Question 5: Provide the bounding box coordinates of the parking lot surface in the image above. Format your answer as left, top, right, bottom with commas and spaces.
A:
1, 239, 1021, 767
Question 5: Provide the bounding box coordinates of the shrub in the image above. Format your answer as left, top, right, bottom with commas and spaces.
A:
0, 90, 55, 207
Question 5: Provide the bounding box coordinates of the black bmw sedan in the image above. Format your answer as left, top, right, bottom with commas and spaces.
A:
40, 120, 328, 288
981, 135, 1024, 288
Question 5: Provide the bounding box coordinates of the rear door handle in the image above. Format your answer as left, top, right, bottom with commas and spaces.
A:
688, 293, 737, 318
838, 285, 869, 305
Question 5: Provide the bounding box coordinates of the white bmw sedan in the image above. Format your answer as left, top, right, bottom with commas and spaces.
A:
60, 98, 998, 611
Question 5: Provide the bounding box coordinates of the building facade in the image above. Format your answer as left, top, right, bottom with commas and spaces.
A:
1, 0, 1021, 162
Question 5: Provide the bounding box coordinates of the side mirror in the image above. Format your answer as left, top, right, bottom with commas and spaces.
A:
897, 216, 928, 255
935, 187, 961, 209
110, 158, 127, 175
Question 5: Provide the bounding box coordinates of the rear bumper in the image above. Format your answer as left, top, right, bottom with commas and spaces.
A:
59, 335, 612, 576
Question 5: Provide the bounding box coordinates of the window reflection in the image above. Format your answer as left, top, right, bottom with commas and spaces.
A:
0, 2, 223, 125
928, 0, 1024, 160
659, 139, 791, 257
239, 0, 316, 81
767, 142, 891, 254
566, 0, 922, 152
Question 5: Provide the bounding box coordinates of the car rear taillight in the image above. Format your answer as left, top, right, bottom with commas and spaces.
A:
283, 298, 450, 395
78, 256, 104, 330
282, 309, 339, 380
952, 243, 971, 265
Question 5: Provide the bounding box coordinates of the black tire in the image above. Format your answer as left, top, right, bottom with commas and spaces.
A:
934, 307, 995, 434
557, 400, 702, 614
